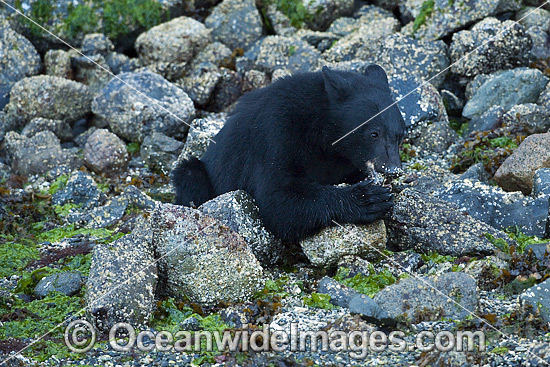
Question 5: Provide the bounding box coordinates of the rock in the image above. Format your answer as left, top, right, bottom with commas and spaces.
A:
449, 18, 532, 77
516, 7, 550, 59
519, 278, 550, 323
538, 81, 550, 107
434, 179, 548, 237
253, 36, 321, 74
4, 131, 79, 176
533, 168, 550, 197
105, 52, 141, 75
386, 188, 512, 257
141, 132, 184, 173
153, 203, 264, 305
179, 316, 201, 331
373, 272, 479, 323
459, 163, 490, 183
6, 75, 92, 123
494, 132, 550, 195
300, 221, 386, 268
404, 0, 518, 41
52, 171, 104, 209
377, 251, 424, 277
177, 65, 222, 106
322, 14, 400, 63
440, 89, 463, 116
304, 0, 354, 31
326, 17, 357, 37
265, 4, 297, 37
242, 70, 270, 93
296, 29, 339, 53
85, 224, 157, 333
81, 33, 114, 56
348, 294, 389, 322
0, 26, 41, 109
270, 307, 349, 335
135, 17, 211, 65
71, 54, 113, 94
317, 276, 359, 308
525, 344, 550, 366
412, 120, 458, 153
337, 255, 372, 278
198, 190, 283, 266
21, 118, 72, 142
210, 68, 244, 111
34, 272, 84, 298
92, 71, 195, 142
525, 243, 550, 260
463, 68, 549, 119
502, 103, 550, 135
465, 106, 505, 135
44, 50, 72, 79
374, 34, 450, 89
187, 42, 232, 71
204, 0, 263, 51
84, 129, 129, 177
463, 256, 508, 290
179, 114, 225, 159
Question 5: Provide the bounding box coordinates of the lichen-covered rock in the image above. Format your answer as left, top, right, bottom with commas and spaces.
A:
135, 17, 211, 65
533, 168, 550, 198
494, 132, 550, 195
72, 54, 113, 94
4, 130, 79, 176
92, 71, 195, 142
304, 0, 354, 31
300, 221, 386, 268
0, 26, 41, 109
52, 170, 104, 209
462, 68, 549, 119
198, 190, 283, 266
84, 129, 129, 176
519, 278, 550, 323
178, 114, 225, 159
386, 188, 513, 257
501, 103, 550, 135
465, 106, 505, 135
81, 33, 114, 56
204, 0, 263, 51
450, 18, 532, 77
265, 4, 297, 37
242, 69, 270, 93
516, 6, 550, 59
177, 65, 222, 106
296, 29, 340, 53
403, 0, 519, 41
141, 132, 184, 173
412, 119, 458, 154
253, 36, 321, 74
373, 272, 479, 323
85, 223, 157, 333
6, 75, 92, 123
21, 117, 72, 142
153, 203, 264, 305
34, 272, 84, 298
187, 42, 232, 71
317, 276, 359, 308
44, 50, 72, 79
210, 68, 243, 111
435, 179, 548, 237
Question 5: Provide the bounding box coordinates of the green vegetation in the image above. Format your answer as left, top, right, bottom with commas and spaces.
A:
449, 119, 468, 136
53, 203, 80, 217
126, 142, 141, 155
255, 275, 291, 299
47, 174, 69, 195
506, 226, 547, 254
258, 0, 312, 30
302, 293, 335, 309
334, 265, 396, 298
451, 132, 522, 175
409, 162, 427, 171
15, 0, 165, 40
0, 240, 40, 278
400, 143, 416, 163
421, 252, 457, 265
412, 0, 435, 35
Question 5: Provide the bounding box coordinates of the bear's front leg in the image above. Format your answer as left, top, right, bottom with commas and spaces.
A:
254, 180, 393, 243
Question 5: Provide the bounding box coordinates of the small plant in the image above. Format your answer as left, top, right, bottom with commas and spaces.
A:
334, 265, 396, 298
412, 0, 435, 35
400, 143, 416, 162
303, 293, 335, 309
126, 142, 141, 155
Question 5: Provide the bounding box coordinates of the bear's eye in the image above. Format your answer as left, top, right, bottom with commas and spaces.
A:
370, 132, 379, 138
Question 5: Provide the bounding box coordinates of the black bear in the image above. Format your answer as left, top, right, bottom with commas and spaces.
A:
172, 65, 406, 243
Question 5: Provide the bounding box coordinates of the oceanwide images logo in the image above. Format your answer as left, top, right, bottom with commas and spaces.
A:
65, 320, 486, 358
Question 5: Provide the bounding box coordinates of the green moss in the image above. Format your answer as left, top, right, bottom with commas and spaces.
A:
288, 44, 296, 56
63, 3, 99, 39
258, 0, 312, 29
333, 265, 396, 298
255, 276, 290, 299
126, 142, 141, 155
412, 0, 434, 35
303, 293, 335, 309
449, 119, 468, 136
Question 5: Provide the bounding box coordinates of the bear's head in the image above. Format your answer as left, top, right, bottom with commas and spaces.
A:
323, 65, 406, 179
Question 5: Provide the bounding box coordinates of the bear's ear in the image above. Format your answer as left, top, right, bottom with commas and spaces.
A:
322, 66, 351, 100
365, 64, 389, 85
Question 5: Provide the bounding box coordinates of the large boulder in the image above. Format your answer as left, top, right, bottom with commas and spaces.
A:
0, 26, 41, 109
92, 71, 195, 142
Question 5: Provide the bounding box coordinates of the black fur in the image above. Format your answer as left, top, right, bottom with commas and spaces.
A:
172, 66, 406, 243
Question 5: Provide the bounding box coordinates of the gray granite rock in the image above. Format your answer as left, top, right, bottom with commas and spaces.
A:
519, 278, 550, 323
304, 0, 354, 31
84, 129, 128, 177
348, 294, 389, 322
141, 132, 184, 173
177, 65, 222, 106
412, 120, 458, 154
135, 17, 211, 65
300, 221, 386, 268
178, 114, 225, 159
44, 50, 72, 79
21, 118, 72, 142
373, 272, 479, 323
204, 0, 263, 51
465, 106, 505, 135
6, 75, 92, 123
533, 168, 550, 197
52, 170, 104, 209
198, 190, 283, 266
34, 272, 84, 298
253, 36, 321, 74
450, 18, 532, 77
92, 71, 195, 142
71, 54, 113, 94
386, 188, 513, 257
0, 25, 41, 109
502, 103, 550, 135
463, 68, 549, 119
317, 276, 359, 308
81, 33, 114, 56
